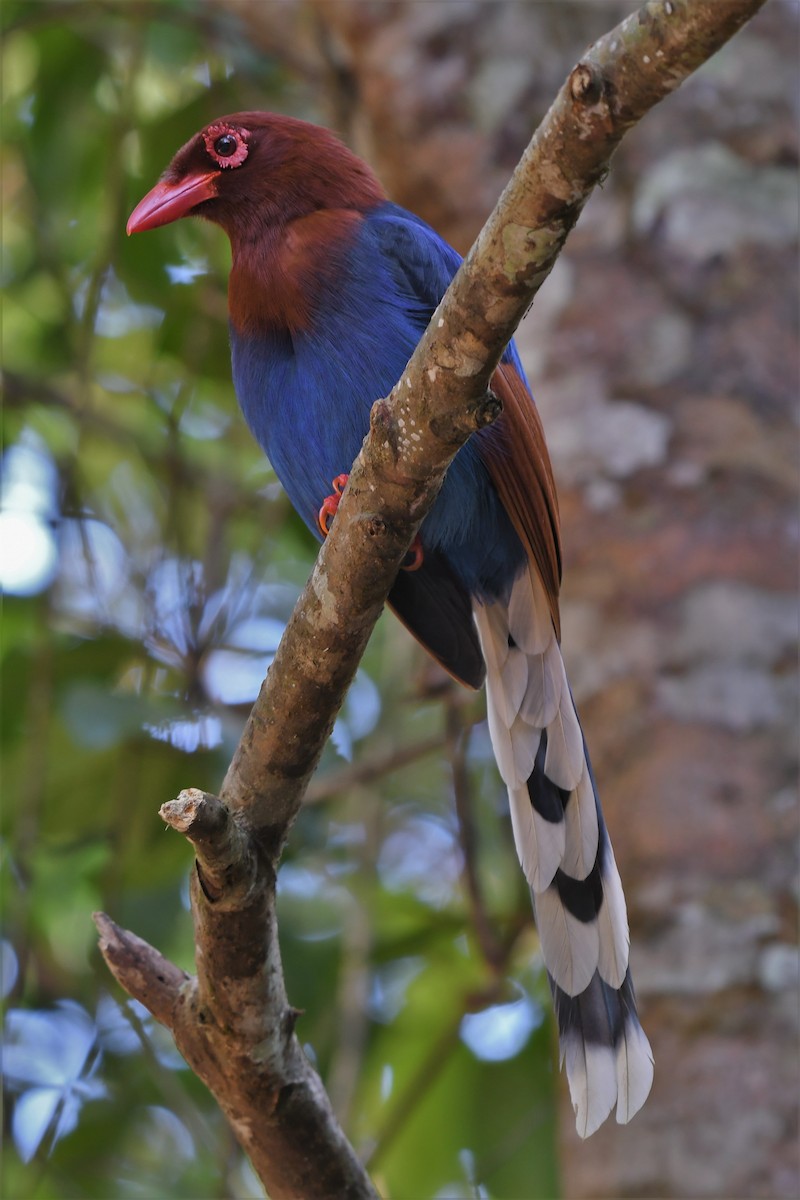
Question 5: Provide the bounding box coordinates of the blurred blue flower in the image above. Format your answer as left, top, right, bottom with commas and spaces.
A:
460, 986, 544, 1062
4, 1001, 106, 1162
0, 430, 59, 596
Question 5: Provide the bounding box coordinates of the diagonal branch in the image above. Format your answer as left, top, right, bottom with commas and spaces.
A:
216, 0, 766, 846
96, 2, 767, 1195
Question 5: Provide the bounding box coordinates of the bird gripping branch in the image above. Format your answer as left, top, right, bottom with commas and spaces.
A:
128, 111, 653, 1138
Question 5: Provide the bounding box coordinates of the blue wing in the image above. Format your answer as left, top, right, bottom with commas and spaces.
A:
371, 203, 527, 377
370, 204, 561, 621
230, 200, 529, 682
364, 204, 528, 597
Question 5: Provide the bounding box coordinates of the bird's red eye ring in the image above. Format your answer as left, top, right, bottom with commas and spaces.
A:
203, 123, 250, 169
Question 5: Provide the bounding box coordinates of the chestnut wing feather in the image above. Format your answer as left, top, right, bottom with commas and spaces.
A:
477, 362, 562, 640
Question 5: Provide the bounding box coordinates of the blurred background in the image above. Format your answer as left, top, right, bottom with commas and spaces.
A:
2, 1, 797, 1197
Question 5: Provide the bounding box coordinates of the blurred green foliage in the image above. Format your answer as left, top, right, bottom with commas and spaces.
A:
2, 3, 559, 1197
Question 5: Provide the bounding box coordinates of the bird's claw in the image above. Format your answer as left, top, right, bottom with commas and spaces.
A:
402, 535, 424, 571
317, 473, 350, 536
318, 472, 424, 571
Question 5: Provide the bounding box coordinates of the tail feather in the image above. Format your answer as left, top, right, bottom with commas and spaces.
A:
519, 637, 562, 728
595, 841, 631, 989
562, 767, 599, 880
535, 885, 599, 996
509, 783, 565, 891
544, 685, 584, 791
614, 1001, 656, 1124
552, 971, 654, 1138
562, 1027, 619, 1139
508, 561, 553, 654
500, 641, 531, 716
473, 570, 653, 1136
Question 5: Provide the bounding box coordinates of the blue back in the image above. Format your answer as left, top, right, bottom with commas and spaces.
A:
230, 202, 525, 601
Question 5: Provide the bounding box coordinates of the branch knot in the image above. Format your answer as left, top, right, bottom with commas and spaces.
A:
569, 61, 605, 106
366, 516, 387, 539
475, 390, 503, 429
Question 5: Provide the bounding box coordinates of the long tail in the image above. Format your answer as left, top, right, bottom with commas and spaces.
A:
473, 563, 653, 1138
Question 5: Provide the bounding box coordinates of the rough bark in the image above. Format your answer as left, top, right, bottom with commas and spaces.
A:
96, 2, 771, 1195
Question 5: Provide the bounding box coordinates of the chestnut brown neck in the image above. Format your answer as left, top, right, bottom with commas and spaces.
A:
227, 208, 366, 335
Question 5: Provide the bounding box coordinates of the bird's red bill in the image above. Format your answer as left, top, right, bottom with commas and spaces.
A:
126, 172, 218, 235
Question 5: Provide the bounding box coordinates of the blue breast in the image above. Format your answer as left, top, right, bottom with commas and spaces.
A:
229, 203, 525, 602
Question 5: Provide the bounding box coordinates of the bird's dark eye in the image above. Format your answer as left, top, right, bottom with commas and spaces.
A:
214, 134, 238, 158
203, 123, 250, 169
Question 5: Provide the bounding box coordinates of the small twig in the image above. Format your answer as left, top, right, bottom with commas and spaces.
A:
122, 997, 217, 1153
364, 1014, 464, 1171
326, 895, 374, 1128
2, 369, 277, 525
445, 701, 506, 972
160, 789, 257, 903
305, 733, 445, 804
94, 913, 190, 1026
95, 893, 380, 1200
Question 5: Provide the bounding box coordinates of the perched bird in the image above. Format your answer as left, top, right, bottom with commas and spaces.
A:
128, 112, 653, 1137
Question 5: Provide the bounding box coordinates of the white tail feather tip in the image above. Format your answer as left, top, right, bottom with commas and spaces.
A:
565, 1041, 618, 1140
615, 1022, 654, 1125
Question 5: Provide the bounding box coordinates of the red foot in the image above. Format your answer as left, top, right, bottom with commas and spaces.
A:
317, 472, 424, 572
317, 473, 350, 536
402, 535, 424, 571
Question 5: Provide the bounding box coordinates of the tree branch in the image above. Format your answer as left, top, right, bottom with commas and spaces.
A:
96, 1, 767, 1194
446, 700, 507, 973
217, 0, 766, 844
